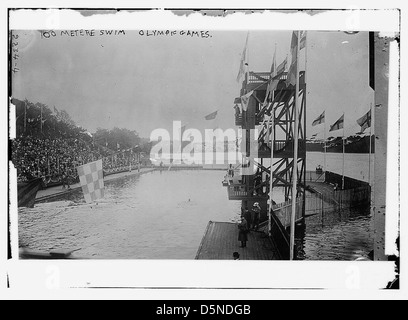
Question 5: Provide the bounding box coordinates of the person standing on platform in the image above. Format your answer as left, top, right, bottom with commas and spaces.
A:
61, 172, 68, 189
244, 207, 252, 232
228, 164, 235, 177
61, 166, 71, 190
238, 216, 249, 248
251, 202, 261, 231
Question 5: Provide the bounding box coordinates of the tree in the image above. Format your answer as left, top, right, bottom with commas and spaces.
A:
93, 127, 141, 152
12, 98, 87, 139
59, 109, 76, 128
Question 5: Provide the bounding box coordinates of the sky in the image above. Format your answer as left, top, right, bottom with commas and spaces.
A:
11, 29, 373, 139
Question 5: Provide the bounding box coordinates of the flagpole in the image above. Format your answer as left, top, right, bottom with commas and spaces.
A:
268, 107, 275, 236
324, 117, 327, 172
369, 103, 373, 185
275, 43, 277, 66
24, 100, 27, 133
40, 105, 43, 134
305, 31, 308, 85
247, 31, 250, 80
267, 44, 276, 233
290, 31, 301, 261
342, 112, 345, 190
268, 44, 277, 235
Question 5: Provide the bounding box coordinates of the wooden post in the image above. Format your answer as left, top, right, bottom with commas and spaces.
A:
324, 119, 327, 172
369, 102, 373, 185
268, 111, 275, 236
290, 31, 301, 260
321, 195, 324, 227
373, 33, 388, 261
342, 112, 345, 190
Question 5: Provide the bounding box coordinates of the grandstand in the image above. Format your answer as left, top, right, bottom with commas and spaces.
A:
10, 98, 151, 186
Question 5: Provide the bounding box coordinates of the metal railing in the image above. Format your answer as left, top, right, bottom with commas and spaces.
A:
272, 199, 303, 228
248, 72, 270, 84
247, 72, 288, 84
305, 171, 325, 182
304, 185, 371, 217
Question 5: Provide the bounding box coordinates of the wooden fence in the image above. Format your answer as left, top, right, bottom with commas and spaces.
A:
304, 185, 371, 217
333, 186, 371, 209
325, 171, 370, 190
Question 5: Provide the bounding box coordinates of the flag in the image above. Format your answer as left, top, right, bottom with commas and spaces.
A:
204, 111, 218, 120
285, 31, 306, 87
270, 47, 277, 78
236, 32, 249, 83
300, 31, 307, 50
289, 31, 298, 63
356, 109, 371, 132
77, 160, 105, 203
264, 79, 279, 105
276, 57, 287, 75
265, 80, 279, 103
17, 178, 42, 208
264, 47, 278, 103
286, 31, 299, 86
329, 114, 344, 132
240, 91, 254, 111
312, 111, 325, 126
286, 63, 297, 86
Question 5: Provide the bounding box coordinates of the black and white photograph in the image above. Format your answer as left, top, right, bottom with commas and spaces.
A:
3, 7, 404, 297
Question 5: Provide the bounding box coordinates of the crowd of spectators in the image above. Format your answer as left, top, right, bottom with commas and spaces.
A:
12, 136, 101, 184
11, 136, 149, 185
11, 99, 152, 186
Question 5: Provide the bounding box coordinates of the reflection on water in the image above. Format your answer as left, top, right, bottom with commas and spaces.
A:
19, 170, 373, 260
19, 170, 241, 259
296, 207, 373, 260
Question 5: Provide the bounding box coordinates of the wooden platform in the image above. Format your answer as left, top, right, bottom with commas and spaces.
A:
307, 181, 336, 194
195, 221, 279, 260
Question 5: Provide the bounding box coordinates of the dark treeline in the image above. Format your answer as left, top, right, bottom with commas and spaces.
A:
93, 127, 152, 155
12, 98, 88, 141
12, 97, 152, 154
